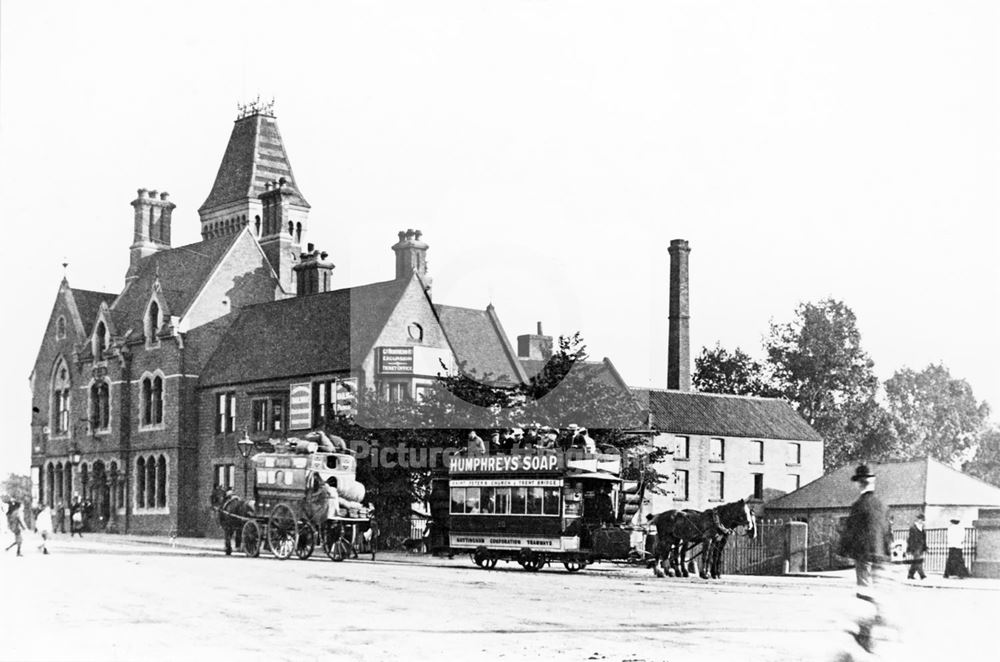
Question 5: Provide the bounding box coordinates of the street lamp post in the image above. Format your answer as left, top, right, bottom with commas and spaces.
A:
237, 430, 255, 499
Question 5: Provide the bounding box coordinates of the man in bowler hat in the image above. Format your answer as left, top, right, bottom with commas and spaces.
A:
906, 513, 928, 580
838, 464, 891, 654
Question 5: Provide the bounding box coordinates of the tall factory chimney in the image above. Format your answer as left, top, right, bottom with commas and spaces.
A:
667, 239, 691, 391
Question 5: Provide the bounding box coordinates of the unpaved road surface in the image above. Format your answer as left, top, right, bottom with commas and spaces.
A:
1, 536, 996, 661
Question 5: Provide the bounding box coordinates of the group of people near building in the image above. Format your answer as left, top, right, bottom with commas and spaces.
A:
464, 424, 599, 455
2, 496, 91, 557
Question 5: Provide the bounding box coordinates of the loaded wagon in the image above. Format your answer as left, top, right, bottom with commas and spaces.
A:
428, 449, 646, 571
239, 443, 376, 561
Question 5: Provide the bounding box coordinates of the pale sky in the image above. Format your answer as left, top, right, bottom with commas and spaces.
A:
1, 1, 997, 476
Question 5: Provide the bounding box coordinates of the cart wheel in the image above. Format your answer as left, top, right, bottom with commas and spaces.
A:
242, 521, 261, 558
296, 525, 315, 560
563, 558, 584, 572
267, 504, 298, 560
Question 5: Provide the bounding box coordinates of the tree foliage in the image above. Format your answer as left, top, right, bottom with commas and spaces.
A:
692, 344, 779, 397
964, 427, 1000, 488
884, 364, 991, 465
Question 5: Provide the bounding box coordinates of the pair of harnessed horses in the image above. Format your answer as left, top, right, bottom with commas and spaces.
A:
647, 499, 756, 579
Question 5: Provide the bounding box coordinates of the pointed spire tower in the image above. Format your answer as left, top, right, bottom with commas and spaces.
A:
199, 98, 311, 292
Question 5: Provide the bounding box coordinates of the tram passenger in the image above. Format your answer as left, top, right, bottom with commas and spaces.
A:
539, 426, 559, 450
520, 426, 540, 450
579, 428, 597, 455
489, 432, 502, 453
466, 431, 487, 455
596, 484, 616, 525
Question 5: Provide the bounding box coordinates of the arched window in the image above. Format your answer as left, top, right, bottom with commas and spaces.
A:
156, 456, 167, 508
136, 457, 146, 508
140, 374, 164, 426
141, 378, 152, 425
255, 215, 261, 235
56, 316, 67, 339
51, 358, 71, 434
152, 376, 163, 424
81, 463, 89, 501
295, 222, 302, 243
90, 380, 110, 430
55, 462, 64, 503
94, 321, 107, 360
147, 300, 160, 345
46, 463, 54, 506
288, 221, 293, 236
63, 463, 73, 502
146, 456, 156, 508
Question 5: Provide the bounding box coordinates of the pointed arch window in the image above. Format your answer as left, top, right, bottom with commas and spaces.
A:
55, 462, 64, 503
94, 321, 108, 360
140, 373, 165, 427
136, 457, 146, 508
146, 300, 160, 346
89, 380, 110, 431
156, 456, 167, 508
51, 358, 71, 434
46, 463, 55, 506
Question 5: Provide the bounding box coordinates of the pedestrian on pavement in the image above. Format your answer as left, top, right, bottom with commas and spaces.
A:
4, 501, 27, 556
837, 464, 890, 654
55, 500, 66, 534
70, 496, 84, 538
906, 513, 927, 580
943, 517, 970, 579
35, 503, 53, 554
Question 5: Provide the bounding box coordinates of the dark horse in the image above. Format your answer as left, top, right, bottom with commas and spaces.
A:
649, 499, 755, 579
210, 485, 255, 555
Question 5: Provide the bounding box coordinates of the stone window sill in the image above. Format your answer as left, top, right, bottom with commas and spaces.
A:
748, 461, 765, 465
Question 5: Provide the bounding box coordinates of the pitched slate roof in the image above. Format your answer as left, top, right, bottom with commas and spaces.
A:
433, 304, 526, 385
110, 233, 242, 337
766, 457, 1000, 511
200, 278, 411, 387
200, 113, 309, 212
521, 357, 631, 393
69, 288, 117, 336
632, 389, 823, 442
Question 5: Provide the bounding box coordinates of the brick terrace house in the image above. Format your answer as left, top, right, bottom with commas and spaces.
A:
28, 104, 534, 536
633, 389, 824, 512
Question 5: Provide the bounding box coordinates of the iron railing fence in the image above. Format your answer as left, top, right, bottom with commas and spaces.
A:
891, 527, 976, 574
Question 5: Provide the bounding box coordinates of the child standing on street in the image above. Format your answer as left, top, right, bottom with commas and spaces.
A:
36, 503, 53, 554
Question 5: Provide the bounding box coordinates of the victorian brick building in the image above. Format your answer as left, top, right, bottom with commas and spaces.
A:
28, 104, 531, 536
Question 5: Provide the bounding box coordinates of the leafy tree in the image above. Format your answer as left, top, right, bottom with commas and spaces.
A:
884, 364, 991, 465
765, 299, 887, 469
964, 427, 1000, 488
693, 344, 779, 397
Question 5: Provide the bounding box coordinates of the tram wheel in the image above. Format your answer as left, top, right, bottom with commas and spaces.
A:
563, 558, 585, 572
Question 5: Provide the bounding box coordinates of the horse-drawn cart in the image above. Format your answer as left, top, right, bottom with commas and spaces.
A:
213, 441, 376, 562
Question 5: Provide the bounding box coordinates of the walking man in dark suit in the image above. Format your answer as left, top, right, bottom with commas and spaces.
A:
838, 464, 891, 655
906, 513, 927, 580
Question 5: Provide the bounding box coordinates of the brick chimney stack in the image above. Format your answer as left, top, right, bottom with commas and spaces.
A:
293, 243, 335, 295
667, 239, 691, 391
517, 321, 553, 360
127, 188, 175, 282
391, 229, 432, 294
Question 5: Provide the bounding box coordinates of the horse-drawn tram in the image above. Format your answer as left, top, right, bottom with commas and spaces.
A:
213, 435, 376, 561
432, 450, 644, 572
